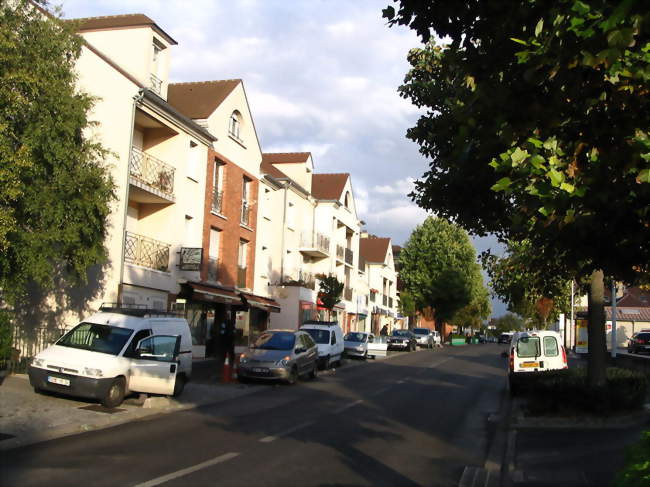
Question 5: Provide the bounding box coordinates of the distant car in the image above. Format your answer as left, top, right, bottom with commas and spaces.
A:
388, 329, 417, 351
476, 334, 487, 344
498, 333, 514, 344
627, 332, 650, 354
238, 330, 319, 384
412, 328, 435, 348
343, 332, 372, 359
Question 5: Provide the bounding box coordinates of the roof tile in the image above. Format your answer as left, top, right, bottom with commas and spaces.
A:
360, 237, 391, 263
311, 173, 349, 201
167, 80, 241, 119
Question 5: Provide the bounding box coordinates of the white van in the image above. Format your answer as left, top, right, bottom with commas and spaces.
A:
300, 320, 344, 369
508, 330, 567, 391
28, 305, 192, 408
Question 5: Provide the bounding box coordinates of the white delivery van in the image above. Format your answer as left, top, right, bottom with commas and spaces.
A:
300, 320, 344, 369
28, 304, 192, 408
508, 330, 567, 392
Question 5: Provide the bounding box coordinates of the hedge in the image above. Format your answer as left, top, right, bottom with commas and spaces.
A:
615, 430, 650, 487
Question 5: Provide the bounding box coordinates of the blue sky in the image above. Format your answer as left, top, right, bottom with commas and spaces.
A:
59, 0, 507, 316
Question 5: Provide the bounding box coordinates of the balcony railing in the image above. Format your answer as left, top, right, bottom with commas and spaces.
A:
336, 245, 345, 261
300, 232, 330, 254
344, 287, 353, 301
240, 202, 250, 226
207, 257, 218, 281
344, 248, 353, 266
237, 266, 247, 288
382, 295, 388, 306
124, 231, 170, 272
149, 73, 162, 95
211, 189, 223, 214
282, 270, 315, 290
129, 147, 175, 196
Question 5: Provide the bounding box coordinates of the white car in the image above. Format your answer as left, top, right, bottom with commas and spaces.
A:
343, 332, 373, 359
27, 304, 192, 408
367, 335, 388, 359
301, 320, 344, 369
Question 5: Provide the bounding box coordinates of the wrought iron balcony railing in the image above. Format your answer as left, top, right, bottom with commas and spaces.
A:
237, 266, 247, 288
207, 257, 218, 281
240, 201, 250, 226
211, 189, 223, 214
149, 73, 162, 95
344, 247, 353, 266
129, 147, 175, 196
124, 231, 170, 272
344, 287, 353, 301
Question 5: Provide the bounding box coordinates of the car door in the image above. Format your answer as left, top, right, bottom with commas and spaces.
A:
128, 335, 180, 395
302, 334, 318, 370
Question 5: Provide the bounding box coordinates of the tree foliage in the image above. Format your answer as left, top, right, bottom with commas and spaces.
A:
451, 281, 492, 331
491, 313, 526, 336
399, 217, 486, 328
318, 274, 344, 319
0, 1, 115, 307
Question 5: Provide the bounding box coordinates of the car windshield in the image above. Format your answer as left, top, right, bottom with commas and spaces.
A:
344, 332, 366, 342
57, 322, 133, 356
412, 329, 429, 335
392, 330, 410, 337
638, 333, 650, 340
252, 332, 295, 350
304, 329, 330, 344
516, 337, 541, 358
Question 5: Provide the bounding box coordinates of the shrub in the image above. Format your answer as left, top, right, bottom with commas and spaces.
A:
615, 430, 650, 487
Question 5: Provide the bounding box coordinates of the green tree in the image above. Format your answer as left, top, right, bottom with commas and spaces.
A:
0, 1, 114, 309
452, 282, 492, 332
491, 313, 526, 337
399, 217, 482, 333
318, 275, 344, 321
397, 289, 417, 329
385, 1, 649, 386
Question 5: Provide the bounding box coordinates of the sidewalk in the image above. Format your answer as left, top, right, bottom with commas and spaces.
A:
0, 361, 262, 451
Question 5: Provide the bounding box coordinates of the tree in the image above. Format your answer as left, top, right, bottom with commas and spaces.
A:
384, 1, 649, 386
0, 1, 114, 308
318, 275, 344, 321
397, 289, 417, 329
399, 217, 483, 333
451, 282, 492, 332
491, 313, 526, 337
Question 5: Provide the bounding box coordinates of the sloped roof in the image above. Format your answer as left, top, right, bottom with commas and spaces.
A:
311, 173, 349, 201
71, 14, 177, 45
360, 237, 391, 263
262, 153, 311, 164
167, 80, 241, 119
260, 160, 289, 180
606, 307, 650, 322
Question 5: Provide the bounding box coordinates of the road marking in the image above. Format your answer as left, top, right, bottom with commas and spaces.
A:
371, 387, 391, 396
259, 420, 315, 443
333, 399, 363, 414
396, 379, 405, 384
134, 452, 240, 487
429, 357, 452, 368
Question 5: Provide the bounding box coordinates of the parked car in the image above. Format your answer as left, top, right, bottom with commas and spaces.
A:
388, 329, 417, 351
412, 328, 435, 348
627, 332, 650, 354
344, 332, 373, 359
301, 320, 344, 369
366, 335, 388, 359
28, 304, 192, 408
498, 332, 514, 344
508, 330, 568, 394
238, 329, 318, 384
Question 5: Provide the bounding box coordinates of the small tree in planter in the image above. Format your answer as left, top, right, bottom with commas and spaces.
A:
317, 274, 344, 321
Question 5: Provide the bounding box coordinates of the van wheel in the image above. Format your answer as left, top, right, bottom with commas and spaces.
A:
286, 367, 298, 385
102, 378, 125, 408
322, 355, 331, 370
173, 374, 186, 397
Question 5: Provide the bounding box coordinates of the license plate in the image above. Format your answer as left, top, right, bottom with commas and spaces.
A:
521, 362, 539, 368
252, 367, 268, 373
48, 376, 70, 386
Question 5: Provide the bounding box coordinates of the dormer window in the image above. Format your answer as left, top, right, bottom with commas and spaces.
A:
229, 111, 242, 142
344, 191, 351, 208
150, 40, 165, 95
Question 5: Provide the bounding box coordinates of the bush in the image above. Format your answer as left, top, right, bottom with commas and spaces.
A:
513, 367, 647, 415
615, 430, 650, 487
0, 311, 13, 368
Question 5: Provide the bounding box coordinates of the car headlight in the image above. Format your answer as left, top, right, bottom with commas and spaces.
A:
31, 357, 45, 368
83, 367, 103, 377
274, 356, 291, 367
356, 345, 364, 351
239, 354, 249, 364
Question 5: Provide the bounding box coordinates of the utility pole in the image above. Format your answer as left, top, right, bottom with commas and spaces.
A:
611, 280, 617, 359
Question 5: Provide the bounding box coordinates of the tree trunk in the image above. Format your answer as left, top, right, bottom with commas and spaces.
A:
587, 269, 607, 388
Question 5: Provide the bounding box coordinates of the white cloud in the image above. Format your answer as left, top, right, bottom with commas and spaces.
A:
372, 177, 415, 195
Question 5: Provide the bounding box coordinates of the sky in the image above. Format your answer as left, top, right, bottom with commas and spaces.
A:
58, 0, 507, 317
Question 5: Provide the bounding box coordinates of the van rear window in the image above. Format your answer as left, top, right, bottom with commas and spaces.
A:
543, 336, 559, 357
516, 337, 540, 358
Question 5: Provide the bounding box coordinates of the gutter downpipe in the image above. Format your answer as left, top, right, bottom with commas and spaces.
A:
118, 89, 145, 301
279, 181, 291, 283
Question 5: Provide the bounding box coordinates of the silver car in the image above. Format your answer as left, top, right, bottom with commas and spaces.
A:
412, 328, 435, 348
344, 332, 373, 359
238, 330, 319, 384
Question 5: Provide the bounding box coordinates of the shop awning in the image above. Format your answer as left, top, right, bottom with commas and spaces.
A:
241, 292, 281, 313
179, 282, 242, 306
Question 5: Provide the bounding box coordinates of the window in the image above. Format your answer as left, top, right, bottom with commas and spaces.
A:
187, 141, 199, 181
136, 335, 178, 362
211, 160, 225, 214
330, 332, 337, 345
57, 323, 133, 356
241, 177, 251, 226
543, 336, 559, 357
123, 329, 152, 358
344, 191, 351, 208
238, 239, 248, 287
229, 111, 242, 141
516, 337, 540, 358
208, 228, 220, 281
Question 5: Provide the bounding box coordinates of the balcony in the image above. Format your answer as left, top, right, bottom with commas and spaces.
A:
281, 270, 316, 290
207, 257, 218, 281
149, 73, 162, 95
124, 232, 170, 272
240, 201, 251, 227
344, 287, 353, 301
299, 232, 330, 258
382, 295, 388, 306
344, 248, 353, 266
336, 244, 345, 264
237, 266, 247, 288
128, 147, 175, 203
211, 189, 223, 215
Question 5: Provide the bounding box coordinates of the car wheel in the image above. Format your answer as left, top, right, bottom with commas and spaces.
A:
309, 364, 318, 380
173, 374, 186, 397
362, 351, 368, 360
286, 367, 298, 385
324, 355, 331, 369
102, 377, 125, 408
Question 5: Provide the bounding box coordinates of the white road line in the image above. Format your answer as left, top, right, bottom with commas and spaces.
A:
333, 399, 363, 414
396, 380, 405, 384
429, 357, 452, 368
258, 420, 315, 443
370, 387, 391, 396
134, 452, 240, 487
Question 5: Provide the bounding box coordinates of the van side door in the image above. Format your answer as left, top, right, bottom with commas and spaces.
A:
128, 335, 180, 395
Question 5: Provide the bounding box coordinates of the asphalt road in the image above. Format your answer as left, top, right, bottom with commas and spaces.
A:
1, 344, 507, 487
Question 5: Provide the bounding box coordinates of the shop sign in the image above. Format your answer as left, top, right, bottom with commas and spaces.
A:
179, 247, 202, 271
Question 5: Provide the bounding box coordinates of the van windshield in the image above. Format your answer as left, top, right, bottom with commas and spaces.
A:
516, 337, 541, 358
304, 329, 330, 344
57, 322, 133, 356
